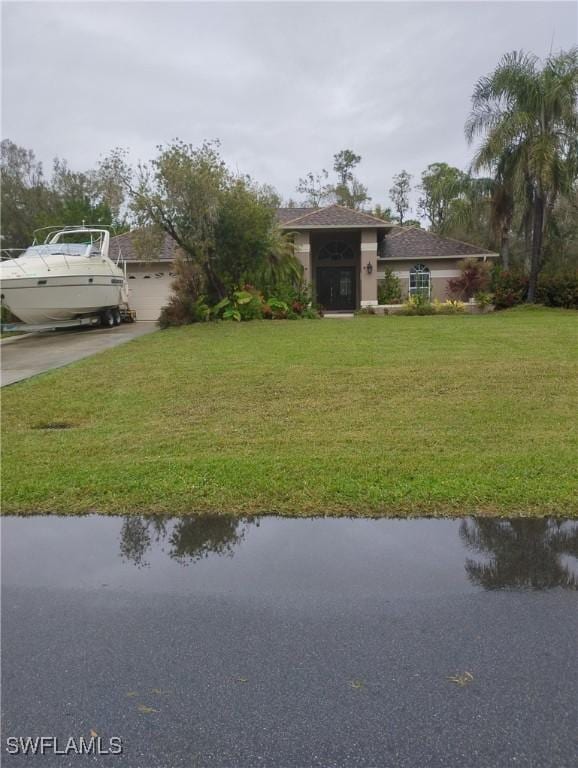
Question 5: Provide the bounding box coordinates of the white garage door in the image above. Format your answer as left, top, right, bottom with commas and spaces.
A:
127, 265, 174, 321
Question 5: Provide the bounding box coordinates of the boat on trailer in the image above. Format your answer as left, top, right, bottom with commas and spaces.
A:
0, 226, 130, 326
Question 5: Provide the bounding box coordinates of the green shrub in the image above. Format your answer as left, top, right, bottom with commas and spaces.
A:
210, 282, 321, 322
212, 287, 265, 322
434, 299, 466, 314
536, 272, 578, 309
378, 269, 402, 304
158, 257, 209, 328
491, 269, 528, 308
399, 295, 469, 316
399, 293, 436, 315
268, 298, 290, 319
474, 291, 494, 310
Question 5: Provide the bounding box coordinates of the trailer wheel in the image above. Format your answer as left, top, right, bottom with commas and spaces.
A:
113, 309, 121, 326
101, 309, 115, 327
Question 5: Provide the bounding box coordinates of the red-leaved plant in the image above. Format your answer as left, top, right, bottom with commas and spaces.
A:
448, 258, 491, 300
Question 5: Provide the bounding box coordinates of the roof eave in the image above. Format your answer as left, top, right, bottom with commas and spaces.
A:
378, 252, 499, 260
282, 223, 393, 231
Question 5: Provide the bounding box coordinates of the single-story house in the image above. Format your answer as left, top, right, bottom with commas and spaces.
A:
279, 205, 497, 311
110, 204, 497, 320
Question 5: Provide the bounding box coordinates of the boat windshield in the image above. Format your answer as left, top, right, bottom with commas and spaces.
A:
23, 244, 93, 258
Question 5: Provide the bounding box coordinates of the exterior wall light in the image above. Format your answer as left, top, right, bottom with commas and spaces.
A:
366, 262, 373, 274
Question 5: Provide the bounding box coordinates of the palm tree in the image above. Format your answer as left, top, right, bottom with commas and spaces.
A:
490, 151, 516, 269
258, 226, 303, 294
466, 48, 578, 301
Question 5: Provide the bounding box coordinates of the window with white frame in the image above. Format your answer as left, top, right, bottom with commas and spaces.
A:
409, 264, 431, 298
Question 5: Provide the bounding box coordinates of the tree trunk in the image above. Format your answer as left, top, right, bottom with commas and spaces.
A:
527, 194, 544, 303
203, 258, 227, 302
500, 223, 510, 271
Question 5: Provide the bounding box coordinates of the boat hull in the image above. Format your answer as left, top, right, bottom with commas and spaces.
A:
0, 274, 127, 324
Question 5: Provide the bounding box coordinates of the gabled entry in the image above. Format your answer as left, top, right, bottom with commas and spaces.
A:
316, 267, 356, 311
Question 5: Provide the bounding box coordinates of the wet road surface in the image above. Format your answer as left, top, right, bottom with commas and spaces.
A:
2, 516, 577, 767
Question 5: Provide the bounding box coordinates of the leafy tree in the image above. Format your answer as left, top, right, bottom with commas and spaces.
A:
441, 174, 495, 249
92, 147, 130, 225
296, 149, 370, 210
1, 140, 50, 250
389, 170, 412, 224
213, 177, 296, 291
128, 139, 230, 299
332, 149, 370, 209
45, 157, 114, 229
1, 140, 129, 252
466, 48, 578, 301
333, 149, 361, 187
417, 162, 468, 231
296, 170, 334, 207
335, 177, 371, 210
129, 139, 300, 303
372, 204, 394, 221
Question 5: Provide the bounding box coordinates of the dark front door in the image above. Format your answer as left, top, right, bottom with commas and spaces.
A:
316, 267, 356, 311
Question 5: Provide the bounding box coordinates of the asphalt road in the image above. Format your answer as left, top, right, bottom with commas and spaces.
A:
2, 516, 577, 768
0, 323, 157, 386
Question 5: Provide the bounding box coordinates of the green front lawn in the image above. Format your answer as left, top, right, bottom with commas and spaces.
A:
2, 307, 577, 516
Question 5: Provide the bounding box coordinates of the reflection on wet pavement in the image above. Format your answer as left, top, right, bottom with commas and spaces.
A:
119, 515, 578, 590
460, 518, 578, 589
4, 514, 576, 593
2, 515, 577, 768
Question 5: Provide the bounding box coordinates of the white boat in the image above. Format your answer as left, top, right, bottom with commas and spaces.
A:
0, 226, 129, 325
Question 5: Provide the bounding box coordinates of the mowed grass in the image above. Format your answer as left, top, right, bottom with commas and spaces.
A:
2, 307, 577, 517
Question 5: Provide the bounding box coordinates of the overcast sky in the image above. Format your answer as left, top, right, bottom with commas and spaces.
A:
2, 1, 577, 213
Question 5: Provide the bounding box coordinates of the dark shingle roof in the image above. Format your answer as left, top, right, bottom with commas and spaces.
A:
109, 230, 178, 262
276, 207, 318, 224
382, 226, 496, 259
280, 204, 391, 228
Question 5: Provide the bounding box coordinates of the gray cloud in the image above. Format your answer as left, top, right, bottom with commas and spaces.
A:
2, 1, 577, 213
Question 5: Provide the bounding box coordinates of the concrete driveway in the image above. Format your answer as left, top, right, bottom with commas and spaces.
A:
0, 322, 157, 387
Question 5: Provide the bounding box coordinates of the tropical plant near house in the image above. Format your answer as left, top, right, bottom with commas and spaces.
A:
474, 291, 494, 310
212, 289, 264, 322
257, 226, 303, 296
448, 257, 492, 300
378, 268, 402, 304
466, 48, 578, 302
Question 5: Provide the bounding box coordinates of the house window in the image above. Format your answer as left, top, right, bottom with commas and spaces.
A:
318, 241, 355, 262
409, 264, 431, 298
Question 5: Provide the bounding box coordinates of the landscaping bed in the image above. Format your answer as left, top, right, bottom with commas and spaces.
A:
2, 307, 577, 516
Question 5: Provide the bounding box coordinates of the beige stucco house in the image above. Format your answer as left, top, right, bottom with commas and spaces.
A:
279, 205, 497, 311
110, 204, 497, 320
